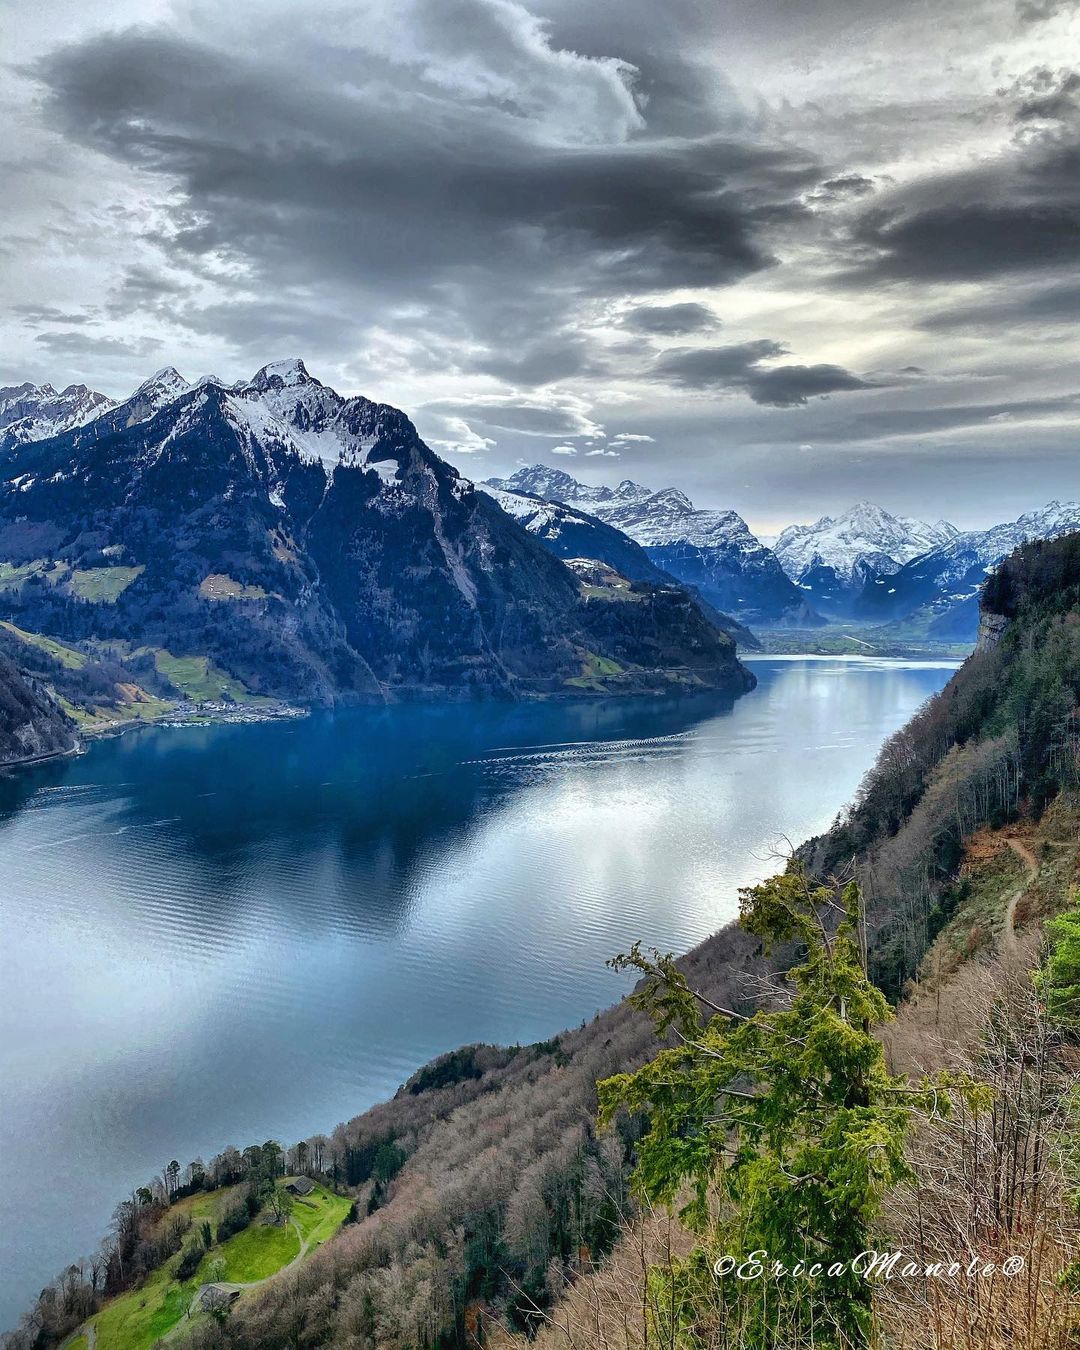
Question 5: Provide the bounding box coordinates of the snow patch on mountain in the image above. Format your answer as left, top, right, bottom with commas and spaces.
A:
0, 381, 116, 447
774, 502, 958, 586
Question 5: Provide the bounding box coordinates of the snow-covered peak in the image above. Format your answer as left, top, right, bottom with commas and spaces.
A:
137, 367, 190, 398
247, 358, 316, 392
774, 501, 959, 586
487, 464, 586, 503
645, 487, 694, 515
0, 380, 115, 446
483, 465, 768, 553
124, 367, 193, 423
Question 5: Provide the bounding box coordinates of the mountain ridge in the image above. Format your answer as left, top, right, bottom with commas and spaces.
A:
0, 363, 754, 710
485, 466, 820, 627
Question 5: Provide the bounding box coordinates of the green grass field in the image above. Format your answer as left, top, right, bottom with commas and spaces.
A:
209, 1219, 299, 1282
84, 1185, 350, 1350
0, 620, 88, 669
151, 650, 263, 705
67, 566, 144, 603
291, 1185, 352, 1249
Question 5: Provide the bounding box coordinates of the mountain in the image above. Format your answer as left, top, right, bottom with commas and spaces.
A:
854, 500, 1080, 639
0, 363, 754, 703
773, 501, 957, 616
479, 483, 675, 584
485, 466, 820, 627
479, 484, 761, 649
0, 381, 115, 448
0, 651, 77, 766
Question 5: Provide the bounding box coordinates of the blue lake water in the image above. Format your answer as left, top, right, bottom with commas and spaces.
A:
0, 656, 958, 1328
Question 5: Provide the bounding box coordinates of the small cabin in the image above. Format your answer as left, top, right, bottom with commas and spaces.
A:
284, 1175, 315, 1196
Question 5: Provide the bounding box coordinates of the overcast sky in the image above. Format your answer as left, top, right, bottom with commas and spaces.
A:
2, 0, 1078, 531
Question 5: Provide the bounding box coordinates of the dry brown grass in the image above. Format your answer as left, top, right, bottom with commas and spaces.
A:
493, 804, 1080, 1350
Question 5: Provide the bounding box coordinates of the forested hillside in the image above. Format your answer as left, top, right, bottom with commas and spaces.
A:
808, 530, 1080, 995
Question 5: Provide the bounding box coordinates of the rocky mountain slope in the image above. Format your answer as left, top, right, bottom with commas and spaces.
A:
485, 467, 819, 627
0, 363, 753, 703
0, 381, 115, 448
0, 652, 77, 766
774, 501, 957, 616
854, 499, 1080, 639
479, 484, 760, 648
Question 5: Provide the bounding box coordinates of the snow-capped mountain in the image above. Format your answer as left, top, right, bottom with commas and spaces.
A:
490, 465, 653, 515
485, 466, 820, 627
480, 483, 761, 647
0, 363, 752, 701
481, 484, 672, 584
856, 500, 1080, 638
773, 502, 958, 616
0, 381, 116, 448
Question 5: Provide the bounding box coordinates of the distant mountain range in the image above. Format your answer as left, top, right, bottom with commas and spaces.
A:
484, 467, 819, 627
853, 500, 1080, 637
0, 364, 754, 710
773, 502, 959, 616
485, 466, 1080, 640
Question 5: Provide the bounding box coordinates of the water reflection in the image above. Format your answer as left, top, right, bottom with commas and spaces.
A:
0, 660, 955, 1328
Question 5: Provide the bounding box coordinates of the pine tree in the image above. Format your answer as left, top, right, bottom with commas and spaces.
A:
599, 866, 985, 1348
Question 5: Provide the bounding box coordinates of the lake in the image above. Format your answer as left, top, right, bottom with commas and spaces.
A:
0, 656, 958, 1328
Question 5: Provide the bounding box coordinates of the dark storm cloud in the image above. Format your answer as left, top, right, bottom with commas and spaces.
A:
622, 302, 720, 334
795, 392, 1080, 444
652, 341, 874, 406
468, 336, 603, 387
30, 18, 816, 364
852, 202, 1080, 281
844, 64, 1080, 285
653, 340, 786, 385
745, 364, 875, 407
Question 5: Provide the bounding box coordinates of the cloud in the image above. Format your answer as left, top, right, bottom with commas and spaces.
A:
550, 444, 578, 455
840, 65, 1080, 284
652, 339, 787, 386
806, 173, 877, 204
423, 393, 605, 438
14, 304, 97, 327
919, 279, 1080, 330
420, 413, 497, 455
650, 340, 873, 405
850, 202, 1080, 281
1015, 0, 1078, 23
745, 364, 874, 407
610, 431, 655, 442
29, 2, 810, 377
586, 446, 620, 456
621, 302, 719, 334
33, 330, 164, 358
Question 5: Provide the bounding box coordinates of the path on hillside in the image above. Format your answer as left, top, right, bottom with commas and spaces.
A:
1002, 837, 1038, 959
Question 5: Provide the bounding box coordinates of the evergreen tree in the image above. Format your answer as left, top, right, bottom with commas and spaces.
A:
1038, 890, 1080, 1028
599, 867, 985, 1348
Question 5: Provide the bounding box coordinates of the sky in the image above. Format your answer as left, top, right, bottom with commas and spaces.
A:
2, 0, 1078, 533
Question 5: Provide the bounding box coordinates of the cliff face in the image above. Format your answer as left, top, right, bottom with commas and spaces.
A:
975, 609, 1008, 652
0, 653, 76, 766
